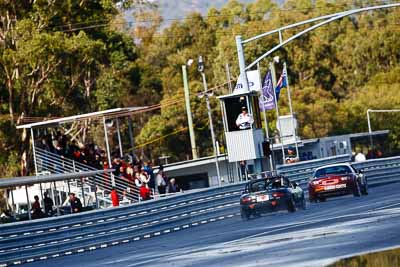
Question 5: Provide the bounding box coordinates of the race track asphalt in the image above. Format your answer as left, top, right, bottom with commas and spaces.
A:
25, 182, 400, 267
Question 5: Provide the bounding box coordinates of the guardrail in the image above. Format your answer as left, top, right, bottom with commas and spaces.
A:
276, 154, 351, 183
0, 182, 244, 265
1, 154, 400, 266
353, 156, 400, 186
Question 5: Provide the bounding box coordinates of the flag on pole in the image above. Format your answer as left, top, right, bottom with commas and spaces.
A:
275, 68, 287, 101
259, 70, 275, 111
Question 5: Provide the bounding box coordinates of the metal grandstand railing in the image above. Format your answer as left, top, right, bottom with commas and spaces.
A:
35, 147, 143, 204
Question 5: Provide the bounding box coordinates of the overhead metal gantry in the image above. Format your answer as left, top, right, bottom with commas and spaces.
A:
236, 2, 400, 91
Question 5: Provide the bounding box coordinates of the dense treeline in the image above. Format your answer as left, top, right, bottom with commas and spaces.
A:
135, 0, 400, 162
0, 0, 400, 177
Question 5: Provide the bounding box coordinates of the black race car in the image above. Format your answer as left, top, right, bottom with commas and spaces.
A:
240, 176, 306, 220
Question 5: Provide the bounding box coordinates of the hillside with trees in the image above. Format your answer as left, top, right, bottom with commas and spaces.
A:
0, 0, 400, 178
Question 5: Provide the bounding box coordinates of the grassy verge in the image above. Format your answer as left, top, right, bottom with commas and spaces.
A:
328, 247, 400, 267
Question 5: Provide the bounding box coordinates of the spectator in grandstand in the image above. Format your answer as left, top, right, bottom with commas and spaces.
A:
134, 172, 142, 187
167, 178, 180, 194
126, 165, 134, 181
133, 164, 140, 175
31, 195, 45, 219
43, 192, 54, 216
112, 156, 123, 176
140, 168, 150, 184
118, 165, 126, 178
140, 183, 151, 201
69, 193, 83, 213
143, 161, 155, 190
156, 165, 167, 194
93, 153, 103, 170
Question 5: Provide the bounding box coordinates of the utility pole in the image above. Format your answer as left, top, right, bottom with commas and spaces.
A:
182, 65, 198, 159
198, 56, 222, 186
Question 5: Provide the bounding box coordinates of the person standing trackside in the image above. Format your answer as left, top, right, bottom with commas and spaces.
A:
31, 195, 44, 219
111, 188, 120, 207
167, 178, 180, 194
43, 192, 54, 216
156, 165, 167, 194
69, 193, 82, 213
236, 107, 254, 130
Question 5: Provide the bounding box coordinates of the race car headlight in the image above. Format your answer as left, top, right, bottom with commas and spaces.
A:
312, 180, 320, 185
340, 176, 348, 181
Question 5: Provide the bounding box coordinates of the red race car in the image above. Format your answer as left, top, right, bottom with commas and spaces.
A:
309, 163, 368, 202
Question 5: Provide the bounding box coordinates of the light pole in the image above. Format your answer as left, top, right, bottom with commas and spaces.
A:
182, 61, 198, 159
197, 56, 222, 186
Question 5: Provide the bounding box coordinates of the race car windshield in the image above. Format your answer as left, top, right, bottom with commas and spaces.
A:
249, 180, 268, 192
249, 178, 289, 192
314, 165, 352, 178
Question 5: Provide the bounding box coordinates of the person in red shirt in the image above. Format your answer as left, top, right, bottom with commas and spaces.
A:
111, 188, 119, 207
140, 184, 151, 201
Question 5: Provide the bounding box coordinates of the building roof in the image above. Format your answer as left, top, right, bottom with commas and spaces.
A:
16, 106, 148, 129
